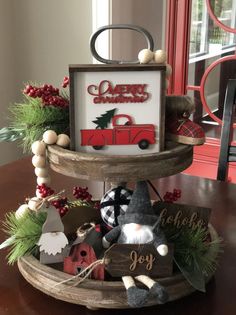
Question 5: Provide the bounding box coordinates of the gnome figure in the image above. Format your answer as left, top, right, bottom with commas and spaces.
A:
38, 205, 69, 264
102, 181, 169, 308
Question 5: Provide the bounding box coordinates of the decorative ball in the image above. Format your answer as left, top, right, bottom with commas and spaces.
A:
37, 176, 51, 186
166, 63, 172, 77
100, 186, 133, 228
35, 167, 48, 177
154, 50, 167, 63
56, 134, 70, 148
31, 141, 46, 155
138, 49, 154, 64
28, 197, 41, 211
32, 155, 46, 168
15, 204, 29, 219
43, 130, 58, 145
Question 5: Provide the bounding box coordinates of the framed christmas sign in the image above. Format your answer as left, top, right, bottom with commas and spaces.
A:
69, 64, 166, 155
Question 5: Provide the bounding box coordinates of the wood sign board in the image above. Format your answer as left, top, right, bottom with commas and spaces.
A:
153, 201, 211, 230
69, 64, 166, 155
104, 243, 173, 277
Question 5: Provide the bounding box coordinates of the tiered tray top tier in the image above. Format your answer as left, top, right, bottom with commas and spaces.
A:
47, 141, 193, 182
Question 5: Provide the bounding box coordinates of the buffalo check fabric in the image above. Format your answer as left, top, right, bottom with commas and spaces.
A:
100, 186, 133, 227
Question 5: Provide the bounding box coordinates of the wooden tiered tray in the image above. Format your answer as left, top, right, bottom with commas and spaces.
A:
47, 141, 193, 182
17, 141, 203, 310
17, 225, 217, 310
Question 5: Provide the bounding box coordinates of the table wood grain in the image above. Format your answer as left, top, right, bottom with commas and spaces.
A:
0, 157, 236, 315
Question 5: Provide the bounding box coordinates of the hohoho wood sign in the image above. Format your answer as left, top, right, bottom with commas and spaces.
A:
69, 64, 166, 155
104, 244, 174, 277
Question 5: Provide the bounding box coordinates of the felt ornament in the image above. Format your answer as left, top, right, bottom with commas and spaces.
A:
166, 95, 195, 119
138, 49, 154, 64
37, 205, 68, 264
102, 181, 169, 308
100, 186, 133, 228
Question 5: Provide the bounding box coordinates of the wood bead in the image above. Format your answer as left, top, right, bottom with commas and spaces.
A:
32, 155, 46, 168
37, 176, 51, 186
28, 197, 41, 211
35, 167, 48, 178
166, 63, 172, 77
15, 204, 29, 219
31, 141, 46, 156
138, 49, 154, 64
154, 50, 167, 64
56, 134, 70, 148
43, 130, 58, 145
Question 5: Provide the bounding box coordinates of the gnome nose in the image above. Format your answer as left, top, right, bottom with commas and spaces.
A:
134, 224, 142, 231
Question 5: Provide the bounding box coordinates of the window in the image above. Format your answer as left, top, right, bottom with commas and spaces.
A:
189, 0, 236, 61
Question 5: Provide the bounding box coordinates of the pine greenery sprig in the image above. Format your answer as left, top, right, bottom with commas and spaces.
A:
8, 96, 69, 152
2, 211, 46, 264
164, 225, 223, 291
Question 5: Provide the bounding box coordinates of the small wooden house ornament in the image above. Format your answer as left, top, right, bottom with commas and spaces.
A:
64, 223, 105, 280
37, 205, 69, 264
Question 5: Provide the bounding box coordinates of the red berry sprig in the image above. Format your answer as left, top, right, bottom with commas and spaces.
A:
163, 189, 182, 203
51, 197, 69, 217
23, 83, 69, 108
36, 184, 54, 198
73, 186, 92, 202
62, 76, 69, 88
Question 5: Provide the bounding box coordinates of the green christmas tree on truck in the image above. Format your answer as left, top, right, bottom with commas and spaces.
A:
92, 108, 117, 129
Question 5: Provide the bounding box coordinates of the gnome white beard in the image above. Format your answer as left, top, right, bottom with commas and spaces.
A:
38, 232, 68, 255
122, 224, 154, 244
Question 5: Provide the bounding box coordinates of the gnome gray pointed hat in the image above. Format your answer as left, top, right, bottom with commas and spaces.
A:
118, 181, 157, 226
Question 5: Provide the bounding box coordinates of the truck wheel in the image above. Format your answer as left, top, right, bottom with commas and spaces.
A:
93, 145, 104, 150
138, 140, 149, 150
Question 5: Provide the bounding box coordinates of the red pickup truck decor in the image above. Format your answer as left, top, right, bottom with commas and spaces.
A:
81, 114, 155, 150
87, 80, 150, 104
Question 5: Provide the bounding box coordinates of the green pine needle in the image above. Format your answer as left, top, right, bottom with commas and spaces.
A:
8, 95, 69, 152
164, 225, 223, 276
1, 211, 46, 264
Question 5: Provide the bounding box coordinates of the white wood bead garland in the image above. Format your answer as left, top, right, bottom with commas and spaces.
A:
31, 131, 71, 195
43, 130, 58, 145
56, 134, 70, 148
154, 50, 167, 64
31, 141, 46, 155
15, 204, 29, 219
138, 49, 154, 64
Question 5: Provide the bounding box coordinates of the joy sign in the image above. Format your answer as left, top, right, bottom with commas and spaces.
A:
104, 244, 174, 277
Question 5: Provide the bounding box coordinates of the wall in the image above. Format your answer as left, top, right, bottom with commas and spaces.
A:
0, 0, 92, 165
111, 0, 166, 61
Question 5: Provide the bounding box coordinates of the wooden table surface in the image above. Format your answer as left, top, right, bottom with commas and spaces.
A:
0, 157, 236, 315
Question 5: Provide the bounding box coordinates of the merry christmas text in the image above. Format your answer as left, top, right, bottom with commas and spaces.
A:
87, 80, 149, 104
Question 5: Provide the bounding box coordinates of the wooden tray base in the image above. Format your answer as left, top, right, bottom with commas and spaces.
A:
17, 225, 217, 310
